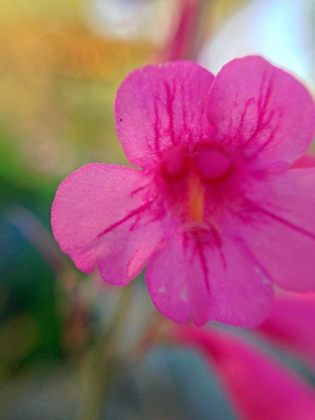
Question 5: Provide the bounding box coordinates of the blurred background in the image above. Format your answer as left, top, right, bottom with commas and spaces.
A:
0, 0, 314, 419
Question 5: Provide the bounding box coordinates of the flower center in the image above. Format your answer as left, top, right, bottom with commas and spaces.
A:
159, 146, 233, 226
195, 148, 232, 183
188, 171, 205, 223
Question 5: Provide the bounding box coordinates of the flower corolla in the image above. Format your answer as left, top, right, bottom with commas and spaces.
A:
52, 56, 315, 326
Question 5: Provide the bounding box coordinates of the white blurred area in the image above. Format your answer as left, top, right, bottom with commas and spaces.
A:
84, 0, 314, 85
85, 0, 174, 43
200, 0, 314, 86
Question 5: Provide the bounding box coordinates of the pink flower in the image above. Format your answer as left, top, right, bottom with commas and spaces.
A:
157, 0, 207, 62
51, 56, 315, 327
292, 152, 315, 169
171, 324, 315, 420
258, 292, 315, 370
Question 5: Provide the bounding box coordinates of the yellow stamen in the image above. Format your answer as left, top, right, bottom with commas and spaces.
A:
188, 172, 205, 223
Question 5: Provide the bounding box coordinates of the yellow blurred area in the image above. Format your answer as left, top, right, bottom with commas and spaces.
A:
1, 0, 312, 180
1, 0, 81, 22
0, 0, 153, 177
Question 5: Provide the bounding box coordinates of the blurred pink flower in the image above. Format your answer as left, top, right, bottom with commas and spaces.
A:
258, 292, 315, 370
157, 0, 207, 62
52, 57, 315, 327
292, 152, 315, 169
171, 323, 315, 420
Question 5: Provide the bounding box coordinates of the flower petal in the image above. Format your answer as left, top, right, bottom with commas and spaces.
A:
115, 61, 215, 168
206, 236, 274, 327
235, 168, 315, 291
145, 234, 273, 327
145, 235, 211, 326
172, 326, 315, 420
259, 293, 315, 370
51, 163, 165, 285
207, 56, 315, 171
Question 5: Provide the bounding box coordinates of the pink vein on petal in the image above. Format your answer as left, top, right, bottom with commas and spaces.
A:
249, 109, 283, 161
258, 207, 315, 241
153, 102, 163, 157
196, 240, 210, 293
210, 226, 227, 269
97, 200, 154, 238
236, 236, 273, 283
240, 74, 274, 151
234, 97, 255, 142
164, 81, 177, 146
130, 183, 150, 197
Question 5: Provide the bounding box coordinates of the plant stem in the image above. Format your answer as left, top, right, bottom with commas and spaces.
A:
78, 286, 132, 420
131, 311, 167, 362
